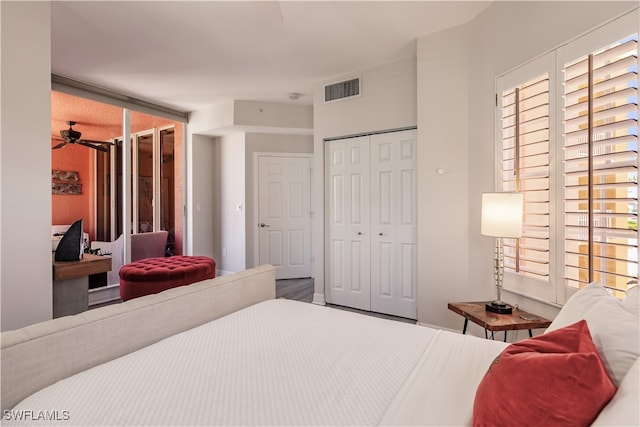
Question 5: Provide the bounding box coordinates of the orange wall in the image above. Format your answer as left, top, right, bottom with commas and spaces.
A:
52, 92, 184, 253
52, 142, 95, 240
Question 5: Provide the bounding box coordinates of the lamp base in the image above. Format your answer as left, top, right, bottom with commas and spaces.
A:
486, 300, 512, 314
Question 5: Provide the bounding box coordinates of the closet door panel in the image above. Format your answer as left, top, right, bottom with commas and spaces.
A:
400, 242, 417, 300
327, 136, 371, 311
370, 135, 396, 313
370, 130, 417, 319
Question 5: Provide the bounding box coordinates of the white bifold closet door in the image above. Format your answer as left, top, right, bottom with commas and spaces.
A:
327, 129, 417, 319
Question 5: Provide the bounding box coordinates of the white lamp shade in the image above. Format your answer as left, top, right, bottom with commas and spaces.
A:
481, 192, 523, 238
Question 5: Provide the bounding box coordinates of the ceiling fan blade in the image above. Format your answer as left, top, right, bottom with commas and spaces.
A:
52, 141, 68, 149
78, 140, 109, 152
81, 139, 114, 146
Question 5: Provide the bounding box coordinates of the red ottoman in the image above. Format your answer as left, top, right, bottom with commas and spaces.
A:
119, 256, 216, 301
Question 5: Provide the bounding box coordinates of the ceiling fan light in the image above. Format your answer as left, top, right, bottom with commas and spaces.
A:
55, 121, 110, 151
60, 129, 82, 141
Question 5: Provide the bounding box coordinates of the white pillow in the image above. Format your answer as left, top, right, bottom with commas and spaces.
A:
622, 285, 639, 316
593, 358, 640, 426
547, 283, 639, 385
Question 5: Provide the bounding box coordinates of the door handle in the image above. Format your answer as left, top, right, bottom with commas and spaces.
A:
357, 232, 363, 235
259, 223, 270, 228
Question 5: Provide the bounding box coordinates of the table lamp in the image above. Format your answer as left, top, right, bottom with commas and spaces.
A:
481, 192, 523, 314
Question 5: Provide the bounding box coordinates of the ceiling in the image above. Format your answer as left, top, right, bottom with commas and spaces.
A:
51, 1, 491, 113
51, 91, 180, 143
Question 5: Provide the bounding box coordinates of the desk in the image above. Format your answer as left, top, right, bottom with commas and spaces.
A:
53, 254, 111, 318
448, 301, 552, 342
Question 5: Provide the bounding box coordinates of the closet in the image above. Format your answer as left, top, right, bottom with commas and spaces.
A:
326, 129, 417, 319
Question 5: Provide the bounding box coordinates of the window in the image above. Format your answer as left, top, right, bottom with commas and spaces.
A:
562, 35, 638, 299
497, 53, 557, 303
496, 9, 638, 304
500, 72, 551, 282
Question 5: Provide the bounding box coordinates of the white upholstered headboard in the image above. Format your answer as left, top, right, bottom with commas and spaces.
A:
1, 264, 276, 412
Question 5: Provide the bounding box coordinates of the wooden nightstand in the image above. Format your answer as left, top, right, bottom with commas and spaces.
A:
448, 301, 552, 342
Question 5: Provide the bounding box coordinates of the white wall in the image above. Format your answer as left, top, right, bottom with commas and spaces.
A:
187, 101, 313, 272
234, 101, 313, 132
416, 23, 473, 329
188, 100, 313, 135
192, 131, 313, 275
312, 56, 418, 303
215, 130, 314, 274
218, 133, 247, 274
189, 134, 217, 261
313, 57, 417, 138
188, 129, 314, 275
189, 102, 235, 133
0, 2, 53, 331
245, 133, 314, 269
418, 0, 637, 333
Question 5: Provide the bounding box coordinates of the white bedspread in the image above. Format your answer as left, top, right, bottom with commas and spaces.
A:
5, 299, 507, 426
380, 330, 507, 426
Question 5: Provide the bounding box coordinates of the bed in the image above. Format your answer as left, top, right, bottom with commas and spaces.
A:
1, 265, 638, 426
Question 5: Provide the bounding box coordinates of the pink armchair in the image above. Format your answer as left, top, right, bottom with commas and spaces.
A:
91, 231, 169, 286
131, 230, 168, 261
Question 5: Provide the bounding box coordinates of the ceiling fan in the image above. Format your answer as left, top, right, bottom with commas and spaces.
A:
52, 121, 114, 152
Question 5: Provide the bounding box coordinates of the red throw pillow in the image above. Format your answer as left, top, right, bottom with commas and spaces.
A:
473, 320, 617, 427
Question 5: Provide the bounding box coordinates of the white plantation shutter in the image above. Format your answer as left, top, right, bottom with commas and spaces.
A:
500, 73, 551, 282
562, 34, 638, 297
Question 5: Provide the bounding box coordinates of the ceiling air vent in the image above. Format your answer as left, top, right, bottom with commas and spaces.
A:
324, 77, 361, 103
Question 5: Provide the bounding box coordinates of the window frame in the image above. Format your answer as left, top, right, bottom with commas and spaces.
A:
556, 10, 639, 303
494, 8, 639, 306
496, 52, 559, 304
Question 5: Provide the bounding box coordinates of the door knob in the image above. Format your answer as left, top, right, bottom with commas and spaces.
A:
357, 232, 363, 235
378, 232, 383, 236
259, 223, 270, 228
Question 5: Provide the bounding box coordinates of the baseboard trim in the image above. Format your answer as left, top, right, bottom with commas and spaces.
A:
312, 292, 326, 305
88, 283, 120, 306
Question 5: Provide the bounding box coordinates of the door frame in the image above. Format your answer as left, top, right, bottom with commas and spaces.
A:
252, 152, 314, 274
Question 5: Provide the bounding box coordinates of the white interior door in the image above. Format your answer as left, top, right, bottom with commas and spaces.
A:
327, 136, 371, 311
258, 155, 312, 279
370, 130, 417, 319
